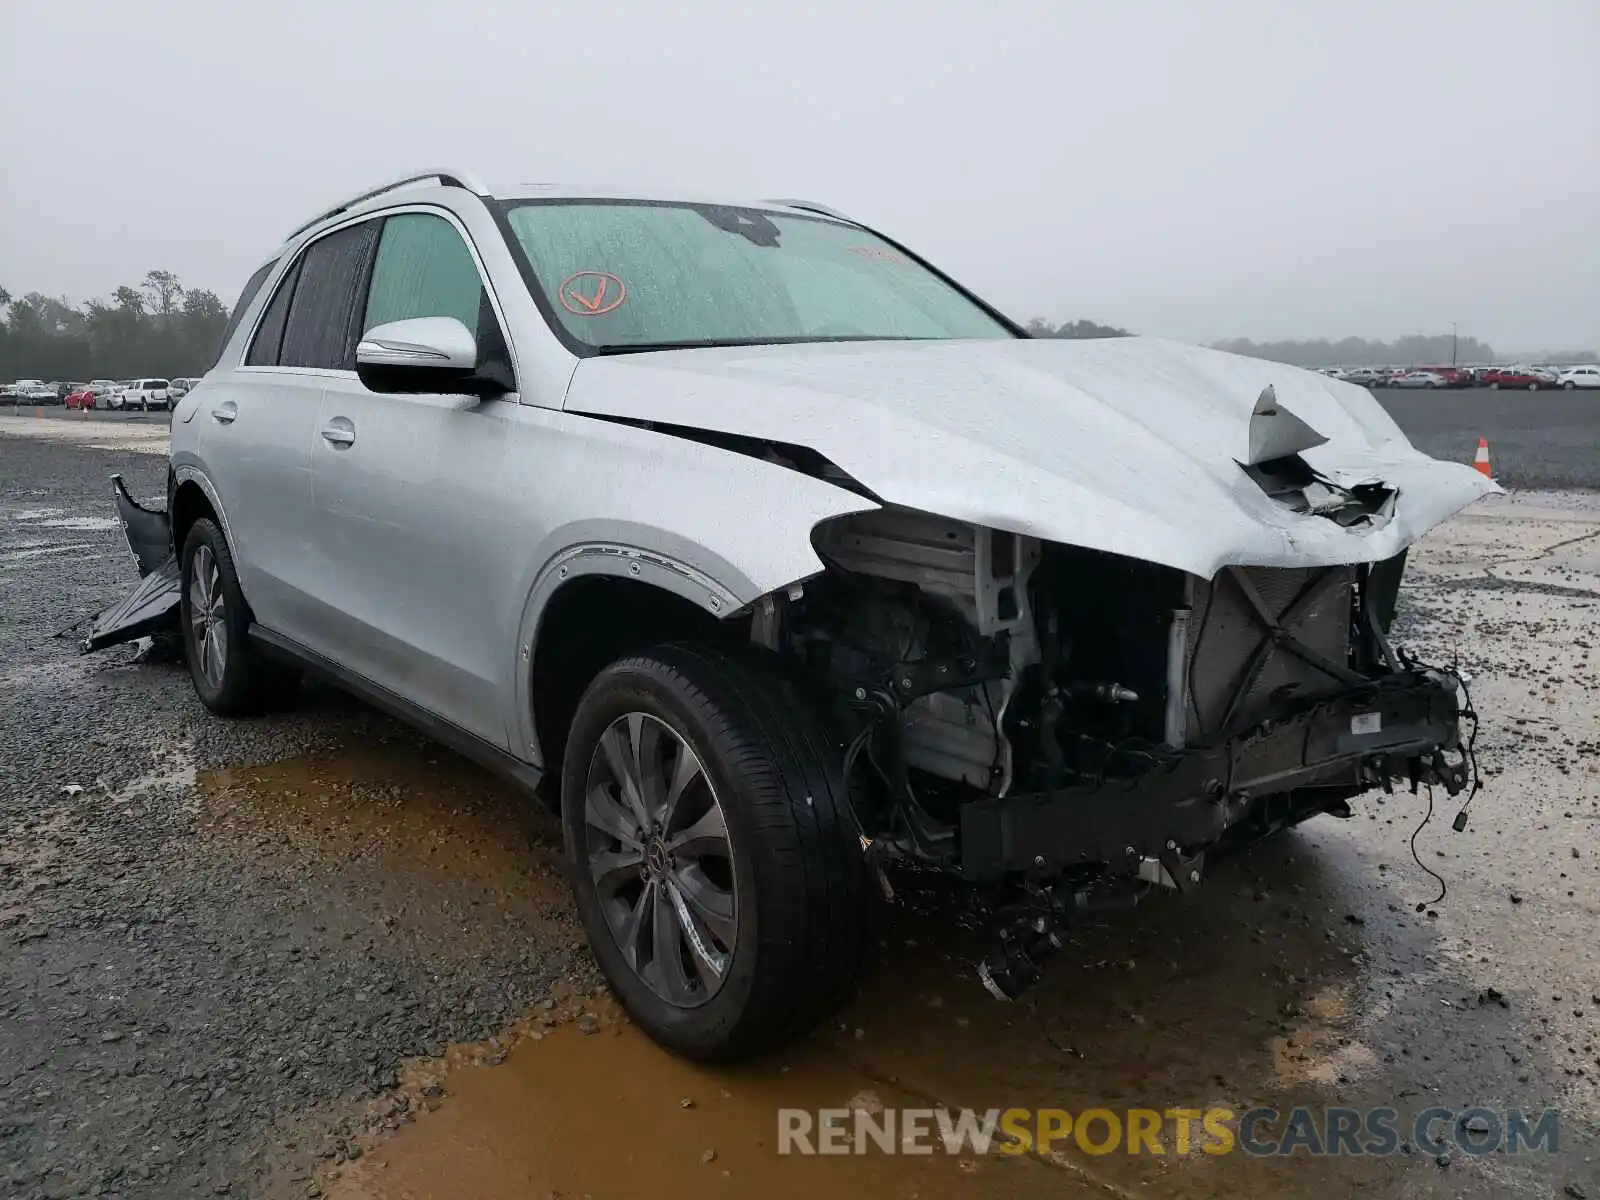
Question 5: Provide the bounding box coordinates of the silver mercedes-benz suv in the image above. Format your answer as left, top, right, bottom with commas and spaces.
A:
156, 168, 1490, 1059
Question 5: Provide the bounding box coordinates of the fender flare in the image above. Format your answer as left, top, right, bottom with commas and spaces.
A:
509, 541, 752, 770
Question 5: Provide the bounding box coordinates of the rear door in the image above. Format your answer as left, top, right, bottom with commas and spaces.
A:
306, 208, 520, 745
200, 221, 378, 644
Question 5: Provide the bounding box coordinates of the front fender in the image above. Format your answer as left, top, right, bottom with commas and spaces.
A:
488, 407, 881, 765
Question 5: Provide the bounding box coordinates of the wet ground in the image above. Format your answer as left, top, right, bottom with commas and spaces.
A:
2, 425, 1598, 1199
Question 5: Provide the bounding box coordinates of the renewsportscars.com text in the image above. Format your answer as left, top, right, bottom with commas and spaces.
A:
777, 1105, 1560, 1158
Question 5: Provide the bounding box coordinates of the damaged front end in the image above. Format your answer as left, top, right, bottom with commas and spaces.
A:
81, 476, 181, 652
765, 499, 1479, 1000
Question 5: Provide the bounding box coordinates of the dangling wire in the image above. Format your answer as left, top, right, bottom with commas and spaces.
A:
1408, 783, 1447, 911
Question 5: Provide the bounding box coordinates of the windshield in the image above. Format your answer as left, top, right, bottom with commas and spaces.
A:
500, 200, 1017, 353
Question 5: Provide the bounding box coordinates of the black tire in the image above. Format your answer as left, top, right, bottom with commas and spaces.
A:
1566, 381, 1578, 390
561, 643, 870, 1061
179, 518, 295, 715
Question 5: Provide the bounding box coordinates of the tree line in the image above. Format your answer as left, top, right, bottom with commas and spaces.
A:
0, 271, 230, 382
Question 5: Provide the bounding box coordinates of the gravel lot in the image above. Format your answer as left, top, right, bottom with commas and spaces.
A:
0, 436, 593, 1198
2, 416, 1598, 1199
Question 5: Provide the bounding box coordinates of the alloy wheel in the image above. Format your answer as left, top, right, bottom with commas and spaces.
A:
188, 544, 228, 690
582, 712, 738, 1007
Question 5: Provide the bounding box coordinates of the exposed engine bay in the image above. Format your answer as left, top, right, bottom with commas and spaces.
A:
751, 503, 1477, 983
753, 503, 1480, 995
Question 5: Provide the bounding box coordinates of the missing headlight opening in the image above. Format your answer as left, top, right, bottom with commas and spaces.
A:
777, 505, 1478, 1001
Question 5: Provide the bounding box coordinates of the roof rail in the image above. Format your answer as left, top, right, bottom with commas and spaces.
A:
285, 168, 492, 241
763, 198, 854, 223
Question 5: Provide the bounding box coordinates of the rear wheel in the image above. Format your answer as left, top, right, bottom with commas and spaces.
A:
180, 519, 296, 715
561, 644, 870, 1061
1529, 383, 1539, 391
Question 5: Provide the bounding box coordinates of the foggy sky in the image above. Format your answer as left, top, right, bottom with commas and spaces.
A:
2, 0, 1596, 351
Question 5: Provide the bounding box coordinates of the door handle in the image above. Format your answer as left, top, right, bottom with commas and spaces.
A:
211, 401, 237, 424
320, 420, 356, 447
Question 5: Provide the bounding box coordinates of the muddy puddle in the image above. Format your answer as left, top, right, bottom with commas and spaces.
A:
200, 694, 1586, 1197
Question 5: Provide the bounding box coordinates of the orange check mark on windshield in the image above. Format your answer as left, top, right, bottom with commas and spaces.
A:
568, 279, 609, 311
559, 271, 627, 316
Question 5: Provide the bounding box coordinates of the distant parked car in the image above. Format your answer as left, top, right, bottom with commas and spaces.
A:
170, 377, 201, 398
1342, 367, 1385, 386
1482, 367, 1557, 391
1390, 370, 1449, 389
1558, 365, 1600, 390
66, 382, 119, 411
9, 379, 58, 403
1415, 366, 1471, 387
118, 378, 174, 411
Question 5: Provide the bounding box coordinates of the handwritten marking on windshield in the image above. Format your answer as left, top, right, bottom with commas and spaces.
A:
559, 271, 627, 316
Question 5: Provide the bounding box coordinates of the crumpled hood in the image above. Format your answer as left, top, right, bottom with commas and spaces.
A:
564, 336, 1497, 578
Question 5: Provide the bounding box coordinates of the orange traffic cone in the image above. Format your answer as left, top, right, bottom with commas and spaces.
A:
1473, 437, 1492, 478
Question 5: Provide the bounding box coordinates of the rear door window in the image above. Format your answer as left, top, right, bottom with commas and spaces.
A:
246, 258, 301, 367
279, 222, 379, 370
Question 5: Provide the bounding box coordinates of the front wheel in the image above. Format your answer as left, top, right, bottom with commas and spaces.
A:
1529, 383, 1539, 391
1566, 381, 1578, 390
561, 645, 870, 1061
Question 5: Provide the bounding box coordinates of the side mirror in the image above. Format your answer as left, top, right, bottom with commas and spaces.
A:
355, 317, 487, 396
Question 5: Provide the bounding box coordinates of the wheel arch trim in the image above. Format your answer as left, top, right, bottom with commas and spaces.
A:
511, 541, 750, 771
171, 465, 239, 558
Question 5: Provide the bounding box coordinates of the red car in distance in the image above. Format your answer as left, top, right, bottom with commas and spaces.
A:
1482, 367, 1558, 390
1417, 366, 1471, 387
65, 381, 118, 410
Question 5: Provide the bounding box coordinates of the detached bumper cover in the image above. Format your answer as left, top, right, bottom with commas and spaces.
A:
959, 669, 1462, 880
81, 475, 180, 653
